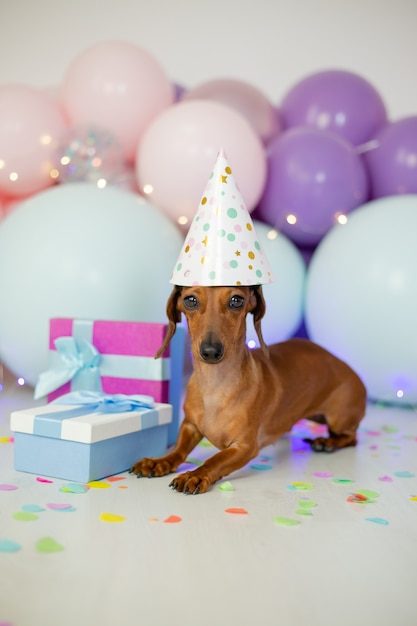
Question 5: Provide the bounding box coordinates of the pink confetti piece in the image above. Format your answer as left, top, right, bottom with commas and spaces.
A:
0, 484, 18, 491
312, 472, 333, 478
378, 475, 393, 482
46, 503, 73, 510
36, 477, 53, 483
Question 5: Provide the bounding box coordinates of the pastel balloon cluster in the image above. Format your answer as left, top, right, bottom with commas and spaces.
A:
0, 40, 416, 407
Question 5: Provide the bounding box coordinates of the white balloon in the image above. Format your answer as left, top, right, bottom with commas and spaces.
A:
0, 183, 183, 386
246, 221, 306, 347
305, 195, 417, 406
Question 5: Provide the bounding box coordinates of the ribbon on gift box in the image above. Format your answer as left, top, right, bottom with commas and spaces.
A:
33, 390, 156, 439
34, 319, 170, 400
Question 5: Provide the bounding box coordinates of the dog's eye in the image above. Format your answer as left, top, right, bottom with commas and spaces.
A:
183, 295, 199, 310
229, 295, 245, 310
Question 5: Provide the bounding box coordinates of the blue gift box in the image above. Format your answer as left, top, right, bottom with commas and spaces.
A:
10, 392, 172, 483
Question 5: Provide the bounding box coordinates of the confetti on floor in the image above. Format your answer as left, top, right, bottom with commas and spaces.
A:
99, 512, 126, 523
312, 472, 333, 478
36, 477, 53, 484
225, 508, 248, 515
297, 499, 317, 509
12, 511, 39, 521
273, 516, 301, 527
250, 464, 273, 471
287, 481, 315, 491
46, 503, 74, 511
88, 481, 111, 489
163, 515, 182, 523
366, 517, 389, 525
36, 537, 64, 553
218, 481, 234, 491
0, 539, 22, 553
0, 484, 18, 491
106, 476, 126, 483
394, 471, 415, 478
332, 478, 354, 484
296, 508, 313, 516
22, 504, 45, 513
379, 475, 393, 482
60, 483, 88, 493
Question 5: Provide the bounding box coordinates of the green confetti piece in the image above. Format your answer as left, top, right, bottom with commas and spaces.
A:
297, 499, 317, 509
296, 508, 313, 516
332, 478, 354, 484
12, 511, 39, 522
0, 539, 22, 553
36, 537, 64, 553
218, 481, 234, 491
366, 517, 389, 525
185, 457, 203, 466
273, 516, 301, 527
198, 439, 213, 448
382, 425, 399, 433
356, 489, 380, 499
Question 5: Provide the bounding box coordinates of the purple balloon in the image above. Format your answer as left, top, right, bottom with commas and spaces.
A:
257, 128, 369, 245
364, 116, 417, 198
281, 70, 387, 147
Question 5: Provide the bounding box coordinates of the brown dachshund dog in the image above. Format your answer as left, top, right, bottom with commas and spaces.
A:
130, 285, 367, 494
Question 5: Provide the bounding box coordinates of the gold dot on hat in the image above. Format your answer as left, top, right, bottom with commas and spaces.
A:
225, 166, 232, 174
201, 197, 207, 205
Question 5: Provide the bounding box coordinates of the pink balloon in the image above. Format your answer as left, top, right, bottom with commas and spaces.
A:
61, 41, 173, 163
136, 100, 267, 225
182, 78, 281, 144
0, 84, 68, 197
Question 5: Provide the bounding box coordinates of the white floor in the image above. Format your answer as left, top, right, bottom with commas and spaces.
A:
1, 365, 417, 626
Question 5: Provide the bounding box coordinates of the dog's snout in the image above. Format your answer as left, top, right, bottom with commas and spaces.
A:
199, 334, 224, 363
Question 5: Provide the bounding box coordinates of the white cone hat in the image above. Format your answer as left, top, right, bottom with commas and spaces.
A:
170, 148, 274, 286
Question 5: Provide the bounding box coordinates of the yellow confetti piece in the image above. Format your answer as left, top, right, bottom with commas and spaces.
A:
410, 496, 417, 501
0, 436, 12, 444
88, 481, 111, 489
149, 517, 159, 522
99, 512, 126, 523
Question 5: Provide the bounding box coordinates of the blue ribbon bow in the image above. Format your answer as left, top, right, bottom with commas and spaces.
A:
53, 390, 155, 412
32, 391, 156, 439
34, 337, 102, 400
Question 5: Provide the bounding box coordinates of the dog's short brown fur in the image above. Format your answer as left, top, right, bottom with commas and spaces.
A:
131, 285, 367, 494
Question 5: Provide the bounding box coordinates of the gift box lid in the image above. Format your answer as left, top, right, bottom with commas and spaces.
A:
10, 392, 172, 445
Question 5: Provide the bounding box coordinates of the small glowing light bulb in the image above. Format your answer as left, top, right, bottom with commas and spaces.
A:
396, 389, 404, 398
17, 377, 25, 386
247, 340, 256, 349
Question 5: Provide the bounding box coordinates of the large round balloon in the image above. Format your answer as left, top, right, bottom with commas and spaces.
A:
61, 41, 173, 163
136, 100, 266, 225
257, 128, 369, 245
245, 221, 306, 347
0, 84, 68, 197
182, 78, 281, 144
305, 195, 417, 406
281, 69, 387, 146
364, 116, 417, 198
0, 184, 183, 386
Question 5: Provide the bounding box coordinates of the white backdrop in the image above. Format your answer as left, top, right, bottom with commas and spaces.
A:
0, 0, 416, 118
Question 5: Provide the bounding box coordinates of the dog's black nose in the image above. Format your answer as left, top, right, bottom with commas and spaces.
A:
200, 336, 224, 363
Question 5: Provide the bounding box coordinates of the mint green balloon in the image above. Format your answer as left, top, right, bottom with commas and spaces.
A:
0, 183, 183, 386
306, 195, 417, 406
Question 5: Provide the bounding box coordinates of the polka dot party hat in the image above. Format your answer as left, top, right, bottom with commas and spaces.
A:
170, 148, 274, 286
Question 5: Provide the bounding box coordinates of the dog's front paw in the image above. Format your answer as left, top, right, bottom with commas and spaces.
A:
169, 469, 212, 495
130, 457, 174, 478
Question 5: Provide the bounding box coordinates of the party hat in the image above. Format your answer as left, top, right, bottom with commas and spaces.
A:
170, 148, 274, 286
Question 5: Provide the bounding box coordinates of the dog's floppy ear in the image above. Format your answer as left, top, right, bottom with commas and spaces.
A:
250, 286, 269, 358
155, 286, 182, 359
